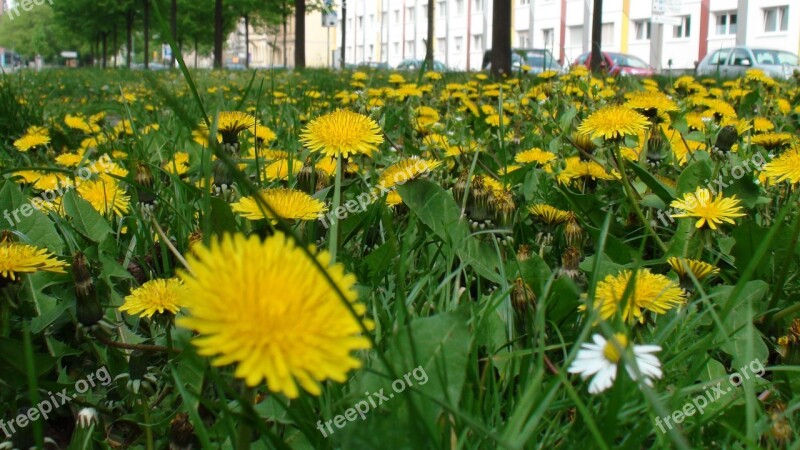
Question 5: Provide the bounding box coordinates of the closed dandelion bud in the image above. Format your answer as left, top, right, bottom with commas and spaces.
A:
76, 407, 100, 429
297, 165, 315, 192
135, 162, 156, 201
517, 244, 531, 262
123, 258, 149, 285
562, 246, 581, 272
769, 403, 792, 443
714, 125, 738, 155
564, 218, 583, 247
74, 253, 102, 327
470, 177, 490, 221
646, 131, 664, 167
511, 277, 536, 313
170, 412, 197, 450
188, 230, 203, 254
453, 172, 469, 204
573, 132, 596, 159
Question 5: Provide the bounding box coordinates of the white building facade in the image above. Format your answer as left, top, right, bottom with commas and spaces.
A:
335, 0, 800, 71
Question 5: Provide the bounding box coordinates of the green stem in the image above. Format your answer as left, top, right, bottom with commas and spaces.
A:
141, 399, 155, 450
330, 153, 342, 263
613, 144, 668, 254
767, 207, 800, 313
237, 386, 255, 450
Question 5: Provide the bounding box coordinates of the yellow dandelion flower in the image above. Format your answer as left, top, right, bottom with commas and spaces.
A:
13, 133, 50, 152
198, 111, 259, 143
761, 146, 800, 185
231, 188, 327, 223
515, 147, 557, 166
752, 117, 775, 133
577, 106, 650, 141
261, 159, 303, 181
164, 152, 190, 176
528, 204, 572, 225
670, 188, 746, 230
585, 269, 686, 324
377, 157, 441, 190
667, 257, 719, 282
77, 175, 130, 217
64, 114, 99, 133
751, 132, 795, 150
0, 239, 67, 283
385, 190, 403, 207
176, 232, 372, 397
300, 109, 384, 158
119, 278, 185, 318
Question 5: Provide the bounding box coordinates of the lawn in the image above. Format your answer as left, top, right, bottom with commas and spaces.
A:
0, 65, 798, 449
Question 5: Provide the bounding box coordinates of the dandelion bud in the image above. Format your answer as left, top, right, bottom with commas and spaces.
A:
74, 253, 102, 327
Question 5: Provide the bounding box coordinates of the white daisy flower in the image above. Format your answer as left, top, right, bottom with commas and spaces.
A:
567, 333, 663, 394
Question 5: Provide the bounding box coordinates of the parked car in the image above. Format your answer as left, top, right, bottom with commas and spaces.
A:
572, 51, 655, 76
357, 61, 390, 69
482, 48, 563, 74
395, 59, 447, 71
695, 46, 800, 79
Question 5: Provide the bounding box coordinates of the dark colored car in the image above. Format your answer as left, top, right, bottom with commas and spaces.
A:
396, 59, 447, 71
572, 51, 655, 76
482, 48, 564, 74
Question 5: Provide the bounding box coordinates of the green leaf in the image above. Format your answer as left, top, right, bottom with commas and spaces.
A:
0, 181, 63, 253
627, 160, 675, 204
396, 179, 466, 248
712, 281, 769, 370
676, 159, 712, 197
208, 196, 237, 235
62, 190, 112, 242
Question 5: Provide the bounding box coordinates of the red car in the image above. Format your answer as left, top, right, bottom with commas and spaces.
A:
572, 51, 656, 76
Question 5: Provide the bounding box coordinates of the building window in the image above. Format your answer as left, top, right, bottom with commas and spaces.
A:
542, 28, 554, 49
455, 0, 464, 15
406, 40, 415, 55
394, 9, 400, 22
394, 42, 400, 54
473, 34, 484, 51
455, 36, 463, 52
763, 6, 789, 32
381, 44, 388, 57
406, 7, 415, 22
520, 0, 530, 5
601, 23, 614, 46
357, 16, 363, 28
381, 12, 387, 25
673, 16, 691, 38
715, 12, 737, 35
568, 25, 583, 48
634, 19, 651, 40
437, 38, 446, 52
438, 1, 446, 17
474, 0, 484, 11
518, 31, 531, 47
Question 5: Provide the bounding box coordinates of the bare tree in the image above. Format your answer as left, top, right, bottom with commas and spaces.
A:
590, 0, 603, 72
214, 0, 223, 68
295, 0, 306, 68
425, 0, 434, 69
490, 0, 511, 77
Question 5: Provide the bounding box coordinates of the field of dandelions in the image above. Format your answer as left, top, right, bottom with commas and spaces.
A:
1, 64, 799, 449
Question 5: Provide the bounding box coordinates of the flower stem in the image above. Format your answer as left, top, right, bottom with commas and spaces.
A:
141, 399, 155, 450
613, 144, 668, 254
330, 153, 343, 263
237, 386, 255, 450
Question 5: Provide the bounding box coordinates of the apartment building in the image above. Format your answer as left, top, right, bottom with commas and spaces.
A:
335, 0, 799, 70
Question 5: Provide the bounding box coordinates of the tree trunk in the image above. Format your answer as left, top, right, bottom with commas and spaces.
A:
144, 0, 150, 69
490, 0, 511, 78
283, 20, 287, 67
214, 0, 223, 68
245, 14, 250, 68
194, 35, 198, 68
102, 32, 108, 69
590, 0, 603, 73
294, 0, 306, 68
113, 27, 118, 67
170, 0, 177, 68
340, 1, 346, 68
126, 9, 133, 68
425, 0, 434, 68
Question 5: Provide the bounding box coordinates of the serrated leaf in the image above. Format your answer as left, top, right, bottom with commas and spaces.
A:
0, 181, 63, 253
62, 190, 112, 242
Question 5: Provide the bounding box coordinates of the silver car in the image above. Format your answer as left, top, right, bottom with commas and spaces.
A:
696, 46, 799, 79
